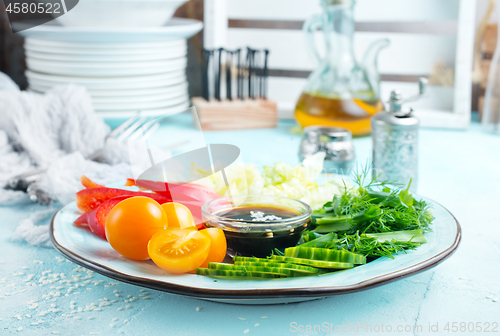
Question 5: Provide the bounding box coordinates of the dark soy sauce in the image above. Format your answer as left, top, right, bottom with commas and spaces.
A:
211, 206, 310, 258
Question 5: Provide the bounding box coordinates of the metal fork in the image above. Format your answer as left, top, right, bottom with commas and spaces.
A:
6, 112, 160, 205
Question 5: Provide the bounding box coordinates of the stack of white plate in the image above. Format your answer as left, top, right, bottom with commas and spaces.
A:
20, 18, 203, 119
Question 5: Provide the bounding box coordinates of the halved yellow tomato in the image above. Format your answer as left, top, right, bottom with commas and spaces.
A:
199, 228, 227, 268
148, 228, 211, 274
160, 202, 196, 229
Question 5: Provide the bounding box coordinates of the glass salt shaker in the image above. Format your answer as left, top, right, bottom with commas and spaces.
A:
299, 126, 355, 175
371, 78, 428, 192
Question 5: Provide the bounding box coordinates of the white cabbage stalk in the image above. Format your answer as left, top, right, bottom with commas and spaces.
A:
192, 152, 343, 210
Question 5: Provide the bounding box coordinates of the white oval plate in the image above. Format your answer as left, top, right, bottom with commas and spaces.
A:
17, 18, 203, 43
26, 58, 187, 77
26, 70, 186, 90
25, 46, 187, 62
51, 195, 461, 304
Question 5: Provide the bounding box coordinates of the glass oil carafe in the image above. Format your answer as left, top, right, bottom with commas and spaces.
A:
295, 0, 389, 136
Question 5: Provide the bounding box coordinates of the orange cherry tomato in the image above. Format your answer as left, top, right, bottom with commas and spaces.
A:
161, 202, 196, 229
148, 228, 211, 274
105, 196, 168, 260
199, 228, 227, 268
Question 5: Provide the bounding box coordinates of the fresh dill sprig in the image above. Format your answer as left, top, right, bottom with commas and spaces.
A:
337, 232, 421, 259
298, 230, 423, 259
313, 165, 433, 234
304, 164, 435, 259
272, 248, 284, 256
352, 164, 402, 193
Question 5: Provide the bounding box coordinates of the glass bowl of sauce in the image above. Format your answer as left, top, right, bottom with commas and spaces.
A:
202, 195, 312, 258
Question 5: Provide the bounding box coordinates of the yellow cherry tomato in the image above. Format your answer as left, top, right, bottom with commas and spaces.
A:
148, 228, 211, 274
105, 196, 168, 260
199, 228, 227, 268
161, 202, 196, 229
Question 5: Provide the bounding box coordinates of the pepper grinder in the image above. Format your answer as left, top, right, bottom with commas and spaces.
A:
371, 78, 428, 192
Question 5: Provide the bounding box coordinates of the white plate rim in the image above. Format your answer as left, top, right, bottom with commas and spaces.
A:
26, 57, 186, 69
95, 101, 190, 118
16, 18, 203, 43
25, 70, 186, 86
25, 46, 187, 62
91, 90, 187, 103
92, 93, 188, 110
28, 83, 188, 97
26, 61, 186, 77
25, 38, 186, 50
23, 17, 201, 33
28, 77, 187, 90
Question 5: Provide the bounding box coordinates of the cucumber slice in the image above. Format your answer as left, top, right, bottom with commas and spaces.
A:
365, 229, 427, 244
195, 268, 285, 279
233, 261, 320, 274
353, 253, 366, 265
233, 256, 274, 263
284, 246, 366, 265
208, 262, 294, 276
271, 255, 354, 269
314, 222, 351, 233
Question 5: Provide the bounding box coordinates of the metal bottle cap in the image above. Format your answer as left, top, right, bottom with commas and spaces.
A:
371, 110, 420, 130
322, 0, 353, 6
372, 78, 428, 130
303, 126, 352, 143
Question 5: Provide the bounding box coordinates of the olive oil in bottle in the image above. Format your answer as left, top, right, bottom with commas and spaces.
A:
296, 0, 388, 136
295, 93, 384, 136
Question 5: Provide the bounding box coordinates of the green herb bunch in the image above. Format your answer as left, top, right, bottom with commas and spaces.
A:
299, 168, 434, 259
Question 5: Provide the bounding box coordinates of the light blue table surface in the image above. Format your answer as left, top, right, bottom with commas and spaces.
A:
1, 116, 499, 336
